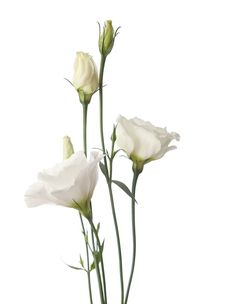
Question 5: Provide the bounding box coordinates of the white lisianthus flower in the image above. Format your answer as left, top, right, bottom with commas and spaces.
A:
72, 52, 99, 103
25, 151, 103, 218
116, 115, 180, 171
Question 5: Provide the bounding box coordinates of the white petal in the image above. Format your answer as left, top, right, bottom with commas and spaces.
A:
50, 151, 102, 204
89, 150, 104, 163
25, 182, 59, 207
87, 151, 103, 199
154, 145, 177, 160
51, 169, 90, 205
116, 116, 135, 156
38, 152, 87, 189
131, 124, 161, 160
72, 52, 98, 94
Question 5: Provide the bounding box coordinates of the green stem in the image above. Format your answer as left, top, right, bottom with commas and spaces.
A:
99, 55, 107, 160
80, 102, 94, 304
124, 171, 140, 304
99, 55, 124, 304
79, 214, 93, 304
83, 103, 88, 157
89, 219, 107, 304
91, 226, 105, 304
82, 101, 106, 304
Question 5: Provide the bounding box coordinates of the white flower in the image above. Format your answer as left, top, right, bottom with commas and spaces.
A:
116, 115, 180, 167
72, 52, 98, 100
25, 151, 103, 218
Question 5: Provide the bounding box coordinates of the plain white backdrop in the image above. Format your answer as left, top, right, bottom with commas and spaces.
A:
0, 0, 236, 303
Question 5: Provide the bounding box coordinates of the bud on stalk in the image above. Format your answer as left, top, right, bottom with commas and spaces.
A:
72, 52, 99, 104
99, 20, 116, 56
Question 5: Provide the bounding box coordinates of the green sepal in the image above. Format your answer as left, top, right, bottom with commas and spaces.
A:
78, 89, 92, 105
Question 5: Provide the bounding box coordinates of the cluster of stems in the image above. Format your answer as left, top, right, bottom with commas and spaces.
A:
78, 52, 140, 304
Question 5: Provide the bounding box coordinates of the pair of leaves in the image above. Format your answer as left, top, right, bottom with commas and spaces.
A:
65, 254, 86, 272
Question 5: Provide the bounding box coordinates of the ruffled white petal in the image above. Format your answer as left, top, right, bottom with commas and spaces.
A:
87, 151, 103, 199
25, 182, 60, 207
38, 152, 87, 189
116, 116, 134, 156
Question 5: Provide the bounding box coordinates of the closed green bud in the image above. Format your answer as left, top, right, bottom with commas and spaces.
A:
110, 125, 117, 142
63, 136, 74, 160
99, 20, 115, 56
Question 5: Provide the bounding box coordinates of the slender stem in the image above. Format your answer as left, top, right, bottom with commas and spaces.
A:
90, 226, 105, 304
90, 214, 105, 304
99, 55, 107, 161
83, 103, 88, 157
82, 100, 106, 304
99, 55, 124, 304
124, 171, 140, 304
79, 101, 94, 304
79, 214, 93, 304
109, 135, 115, 180
89, 219, 107, 304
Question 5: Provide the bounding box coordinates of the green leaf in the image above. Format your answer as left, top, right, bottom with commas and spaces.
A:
65, 263, 85, 271
80, 255, 84, 268
84, 233, 88, 244
112, 149, 122, 159
90, 261, 96, 271
101, 239, 105, 252
96, 222, 100, 234
94, 251, 101, 262
112, 180, 137, 203
99, 162, 108, 179
90, 251, 101, 272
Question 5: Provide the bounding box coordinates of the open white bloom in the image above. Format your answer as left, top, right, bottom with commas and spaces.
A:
25, 151, 103, 218
116, 115, 180, 168
72, 52, 98, 102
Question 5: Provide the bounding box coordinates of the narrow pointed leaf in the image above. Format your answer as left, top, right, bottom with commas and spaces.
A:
97, 222, 100, 234
112, 180, 137, 203
101, 239, 105, 252
80, 255, 84, 268
99, 162, 108, 179
112, 149, 122, 159
65, 263, 85, 271
90, 261, 96, 271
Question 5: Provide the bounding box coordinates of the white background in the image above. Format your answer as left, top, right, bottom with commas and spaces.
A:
0, 0, 236, 303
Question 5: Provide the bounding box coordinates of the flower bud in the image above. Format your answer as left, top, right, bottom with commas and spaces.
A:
110, 125, 117, 143
99, 20, 115, 56
63, 136, 74, 160
72, 52, 99, 104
